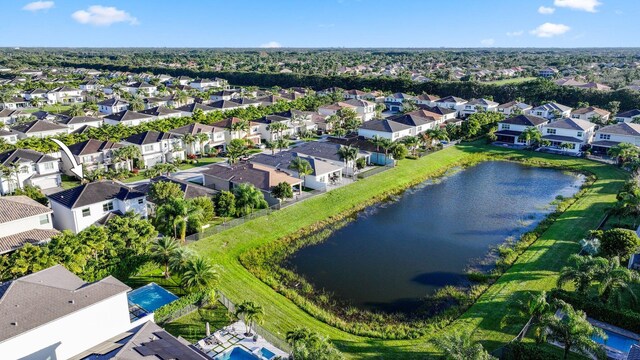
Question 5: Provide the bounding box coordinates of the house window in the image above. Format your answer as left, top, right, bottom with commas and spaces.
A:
546, 129, 556, 134
536, 111, 543, 116
501, 124, 510, 130
82, 208, 91, 217
143, 145, 154, 152
39, 214, 49, 225
138, 198, 144, 205
103, 202, 114, 212
599, 134, 611, 140
577, 132, 583, 137
572, 114, 580, 119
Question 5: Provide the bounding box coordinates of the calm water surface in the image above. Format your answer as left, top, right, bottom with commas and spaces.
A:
287, 161, 583, 312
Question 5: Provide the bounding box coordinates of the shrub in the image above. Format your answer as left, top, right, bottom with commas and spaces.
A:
154, 290, 206, 324
502, 342, 562, 360
599, 228, 640, 261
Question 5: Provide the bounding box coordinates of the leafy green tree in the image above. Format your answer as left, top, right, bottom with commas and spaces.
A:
401, 136, 420, 156
271, 182, 294, 201
7, 243, 56, 279
14, 185, 48, 205
336, 145, 358, 175
614, 182, 640, 227
226, 138, 248, 164
431, 331, 494, 360
156, 198, 203, 241
286, 328, 344, 360
169, 246, 196, 275
608, 142, 640, 167
233, 183, 268, 216
289, 157, 313, 188
519, 127, 542, 146
151, 237, 180, 278
148, 181, 185, 206
598, 228, 640, 260
214, 190, 236, 218
391, 143, 408, 160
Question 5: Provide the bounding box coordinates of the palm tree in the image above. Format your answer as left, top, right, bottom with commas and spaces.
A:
169, 246, 196, 275
368, 135, 385, 153
608, 142, 640, 167
504, 291, 552, 344
286, 328, 319, 360
402, 136, 420, 156
180, 256, 219, 292
151, 237, 179, 279
233, 183, 268, 216
265, 140, 277, 155
0, 164, 21, 192
557, 254, 607, 295
113, 145, 141, 171
226, 139, 248, 164
542, 301, 605, 360
519, 127, 542, 146
156, 198, 203, 242
129, 96, 145, 111
68, 104, 85, 117
336, 145, 359, 177
29, 97, 44, 109
174, 90, 188, 107
267, 121, 289, 141
614, 183, 640, 227
181, 133, 197, 155
289, 157, 313, 191
195, 132, 210, 156
230, 119, 249, 139
276, 138, 290, 152
235, 301, 264, 336
595, 256, 639, 305
430, 331, 493, 360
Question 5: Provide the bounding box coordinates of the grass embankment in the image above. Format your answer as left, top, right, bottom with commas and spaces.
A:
138, 143, 626, 358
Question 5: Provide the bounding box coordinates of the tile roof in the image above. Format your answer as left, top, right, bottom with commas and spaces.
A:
436, 95, 467, 104
210, 117, 257, 129
0, 228, 59, 254
597, 122, 640, 137
545, 118, 595, 131
0, 196, 52, 224
168, 123, 218, 136
501, 114, 548, 126
0, 265, 130, 342
571, 106, 610, 116
202, 162, 301, 191
123, 130, 176, 145
104, 110, 154, 123
47, 181, 145, 209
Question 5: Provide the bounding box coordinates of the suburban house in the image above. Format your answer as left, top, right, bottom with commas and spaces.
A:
528, 102, 572, 120
104, 110, 155, 127
0, 96, 29, 110
339, 99, 376, 121
388, 113, 437, 135
0, 265, 152, 360
189, 78, 222, 91
570, 106, 611, 122
56, 116, 103, 131
293, 141, 370, 177
419, 105, 458, 120
134, 175, 216, 202
615, 109, 640, 123
540, 118, 596, 154
201, 162, 302, 205
121, 131, 185, 168
0, 108, 29, 124
254, 115, 295, 141
48, 181, 148, 233
168, 123, 226, 154
435, 96, 468, 114
46, 86, 83, 104
384, 92, 417, 112
494, 114, 549, 145
98, 98, 129, 115
591, 123, 640, 154
64, 139, 124, 175
210, 117, 261, 145
538, 67, 559, 78
12, 120, 69, 139
0, 196, 59, 254
210, 89, 241, 101
415, 94, 440, 107
121, 82, 157, 96
176, 102, 218, 116
138, 105, 183, 119
343, 89, 368, 100
0, 129, 18, 144
79, 80, 100, 91
497, 101, 533, 116
461, 98, 499, 116
251, 151, 343, 190
0, 149, 61, 194
358, 119, 414, 141
209, 99, 242, 111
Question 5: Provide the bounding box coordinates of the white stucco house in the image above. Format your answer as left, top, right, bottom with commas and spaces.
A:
615, 109, 640, 123
528, 102, 572, 120
48, 181, 148, 233
98, 98, 130, 115
104, 110, 156, 127
0, 196, 59, 254
0, 265, 152, 360
64, 139, 125, 175
12, 120, 69, 139
570, 106, 610, 122
0, 149, 61, 194
358, 118, 413, 141
121, 82, 157, 97
121, 130, 185, 168
494, 114, 549, 145
461, 98, 498, 116
434, 96, 468, 114
497, 101, 533, 116
591, 122, 640, 155
251, 152, 344, 191
540, 118, 596, 154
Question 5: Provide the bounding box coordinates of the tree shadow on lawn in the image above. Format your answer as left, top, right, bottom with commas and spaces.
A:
332, 338, 438, 360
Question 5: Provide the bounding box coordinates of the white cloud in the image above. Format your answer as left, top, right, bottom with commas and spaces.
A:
22, 1, 54, 11
538, 6, 556, 14
506, 30, 524, 37
71, 5, 138, 26
530, 22, 570, 37
260, 41, 282, 48
480, 39, 495, 46
554, 0, 601, 12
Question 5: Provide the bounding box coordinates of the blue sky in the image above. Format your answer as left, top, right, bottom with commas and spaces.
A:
4, 0, 637, 47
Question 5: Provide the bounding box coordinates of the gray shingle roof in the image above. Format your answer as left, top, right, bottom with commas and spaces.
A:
501, 114, 548, 126
597, 122, 640, 136
359, 119, 413, 133
617, 109, 640, 118
545, 118, 595, 131
67, 139, 121, 156
12, 120, 68, 134
176, 102, 217, 113
532, 102, 572, 112
0, 265, 130, 342
105, 110, 154, 123
0, 148, 57, 166
123, 130, 176, 145
138, 106, 182, 117
47, 181, 145, 209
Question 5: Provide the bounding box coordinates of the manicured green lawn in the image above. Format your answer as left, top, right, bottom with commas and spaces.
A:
177, 156, 225, 170
23, 105, 73, 113
164, 304, 235, 343
130, 143, 628, 358
486, 77, 537, 85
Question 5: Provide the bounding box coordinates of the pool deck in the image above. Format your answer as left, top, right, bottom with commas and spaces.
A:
588, 317, 640, 360
194, 320, 289, 360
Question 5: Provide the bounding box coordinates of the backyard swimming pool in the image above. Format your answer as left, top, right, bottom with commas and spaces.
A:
593, 328, 639, 353
127, 283, 179, 312
214, 346, 259, 360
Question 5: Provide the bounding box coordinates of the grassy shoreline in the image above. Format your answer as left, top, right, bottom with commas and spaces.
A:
136, 142, 627, 358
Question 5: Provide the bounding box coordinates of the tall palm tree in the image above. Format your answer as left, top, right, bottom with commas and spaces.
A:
276, 138, 290, 152
174, 90, 188, 107
129, 96, 145, 111
542, 301, 605, 360
151, 237, 179, 279
608, 142, 640, 167
336, 145, 359, 176
180, 256, 219, 292
181, 133, 197, 155
169, 246, 196, 275
195, 132, 210, 156
504, 291, 552, 344
265, 140, 277, 155
267, 121, 289, 141
231, 119, 249, 139
289, 157, 313, 190
519, 127, 542, 146
235, 301, 264, 336
595, 256, 639, 305
430, 331, 493, 360
557, 254, 607, 295
113, 145, 141, 171
156, 198, 203, 242
402, 136, 420, 156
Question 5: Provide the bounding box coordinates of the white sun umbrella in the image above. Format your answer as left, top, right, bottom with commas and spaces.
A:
206, 322, 211, 337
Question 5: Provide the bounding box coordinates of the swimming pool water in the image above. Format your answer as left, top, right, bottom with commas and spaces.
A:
593, 328, 639, 353
127, 283, 179, 312
215, 347, 259, 360
259, 347, 276, 359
